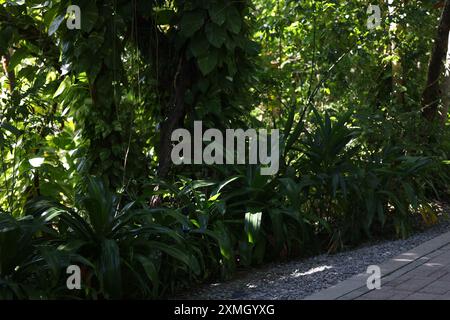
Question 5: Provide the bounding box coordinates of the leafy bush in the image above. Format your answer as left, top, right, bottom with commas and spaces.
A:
287, 109, 439, 251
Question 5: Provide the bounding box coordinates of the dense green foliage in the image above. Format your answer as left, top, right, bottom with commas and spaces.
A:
0, 0, 449, 299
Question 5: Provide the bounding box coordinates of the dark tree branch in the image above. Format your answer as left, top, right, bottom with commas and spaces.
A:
422, 0, 450, 121
1, 53, 15, 93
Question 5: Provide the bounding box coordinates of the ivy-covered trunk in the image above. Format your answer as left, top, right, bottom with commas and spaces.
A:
87, 62, 126, 188
57, 1, 150, 190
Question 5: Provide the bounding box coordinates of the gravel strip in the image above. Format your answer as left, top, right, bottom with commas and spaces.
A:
177, 204, 450, 300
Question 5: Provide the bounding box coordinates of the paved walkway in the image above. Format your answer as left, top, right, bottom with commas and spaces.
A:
304, 231, 450, 300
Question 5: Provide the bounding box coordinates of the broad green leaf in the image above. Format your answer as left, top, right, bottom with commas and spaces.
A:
29, 157, 45, 168
205, 23, 227, 48
179, 11, 205, 38
99, 239, 122, 299
197, 49, 218, 75
54, 77, 70, 98
245, 211, 262, 244
226, 6, 242, 34
48, 14, 65, 36
0, 122, 21, 136
8, 47, 29, 70
136, 255, 159, 296
209, 2, 227, 25
189, 33, 210, 57
146, 241, 198, 274
213, 222, 233, 260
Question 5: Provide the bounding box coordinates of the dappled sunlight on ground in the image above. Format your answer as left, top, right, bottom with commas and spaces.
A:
291, 266, 333, 278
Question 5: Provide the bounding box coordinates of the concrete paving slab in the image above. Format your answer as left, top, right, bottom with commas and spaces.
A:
304, 231, 450, 300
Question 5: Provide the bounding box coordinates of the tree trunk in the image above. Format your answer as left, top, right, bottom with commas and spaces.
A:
422, 0, 450, 121
157, 56, 192, 179
1, 52, 15, 93
388, 0, 405, 106
442, 31, 450, 124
